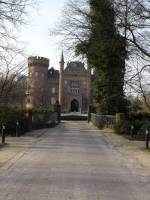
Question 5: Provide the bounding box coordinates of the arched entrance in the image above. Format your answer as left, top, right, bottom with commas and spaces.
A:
70, 99, 79, 112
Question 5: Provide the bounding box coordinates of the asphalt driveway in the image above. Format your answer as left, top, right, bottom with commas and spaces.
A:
0, 121, 150, 200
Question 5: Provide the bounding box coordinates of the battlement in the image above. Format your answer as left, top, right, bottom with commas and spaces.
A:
28, 56, 49, 67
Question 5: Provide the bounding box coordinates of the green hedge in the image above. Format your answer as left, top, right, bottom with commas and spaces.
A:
127, 112, 150, 120
115, 111, 150, 140
0, 108, 55, 136
61, 115, 88, 121
0, 109, 28, 136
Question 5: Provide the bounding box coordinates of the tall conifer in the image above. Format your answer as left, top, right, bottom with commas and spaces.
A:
86, 0, 128, 114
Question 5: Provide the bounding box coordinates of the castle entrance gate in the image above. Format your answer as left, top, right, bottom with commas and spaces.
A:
70, 99, 79, 112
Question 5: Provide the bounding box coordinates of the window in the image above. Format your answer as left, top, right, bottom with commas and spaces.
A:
35, 72, 38, 77
29, 72, 32, 77
52, 87, 55, 94
70, 81, 80, 94
41, 88, 44, 92
51, 97, 56, 105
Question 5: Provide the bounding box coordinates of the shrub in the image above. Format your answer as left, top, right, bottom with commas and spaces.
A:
61, 115, 87, 121
128, 112, 150, 121
114, 120, 130, 134
114, 120, 144, 135
0, 108, 56, 136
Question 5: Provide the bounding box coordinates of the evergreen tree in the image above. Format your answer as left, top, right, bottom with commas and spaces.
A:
76, 0, 128, 114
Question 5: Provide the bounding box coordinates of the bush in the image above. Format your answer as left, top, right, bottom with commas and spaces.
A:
114, 119, 144, 134
0, 108, 56, 136
132, 120, 143, 133
128, 112, 150, 121
61, 115, 87, 121
114, 120, 130, 134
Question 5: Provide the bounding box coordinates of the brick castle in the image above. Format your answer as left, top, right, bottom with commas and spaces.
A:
26, 52, 91, 113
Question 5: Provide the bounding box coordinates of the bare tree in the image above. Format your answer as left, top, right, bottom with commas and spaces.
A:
114, 0, 150, 58
0, 56, 28, 107
51, 0, 90, 55
0, 0, 35, 61
124, 54, 150, 111
0, 0, 36, 108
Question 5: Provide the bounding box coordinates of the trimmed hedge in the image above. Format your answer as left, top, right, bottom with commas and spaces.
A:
61, 115, 88, 121
0, 108, 56, 136
0, 109, 28, 136
115, 111, 150, 141
127, 112, 150, 120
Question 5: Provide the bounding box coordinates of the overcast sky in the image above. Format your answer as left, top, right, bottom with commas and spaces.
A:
20, 0, 67, 69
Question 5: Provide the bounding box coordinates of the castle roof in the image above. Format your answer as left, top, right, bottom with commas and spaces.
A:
48, 67, 59, 80
60, 50, 65, 64
64, 61, 86, 73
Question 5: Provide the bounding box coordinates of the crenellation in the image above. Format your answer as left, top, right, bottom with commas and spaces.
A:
28, 56, 49, 67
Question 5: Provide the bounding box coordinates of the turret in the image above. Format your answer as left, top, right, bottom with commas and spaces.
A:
26, 56, 49, 108
59, 51, 65, 105
59, 50, 64, 71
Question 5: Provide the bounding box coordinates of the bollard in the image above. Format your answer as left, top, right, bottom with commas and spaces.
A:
16, 120, 19, 137
1, 123, 6, 145
54, 102, 61, 123
88, 105, 91, 123
130, 125, 134, 140
145, 129, 149, 149
27, 111, 32, 131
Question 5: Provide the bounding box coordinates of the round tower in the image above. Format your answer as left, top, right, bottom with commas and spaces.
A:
27, 56, 49, 109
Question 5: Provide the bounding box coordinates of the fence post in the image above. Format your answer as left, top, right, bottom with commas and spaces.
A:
116, 113, 124, 124
1, 123, 6, 145
130, 125, 134, 140
88, 105, 93, 123
16, 120, 19, 137
145, 129, 149, 149
27, 110, 32, 131
54, 101, 61, 123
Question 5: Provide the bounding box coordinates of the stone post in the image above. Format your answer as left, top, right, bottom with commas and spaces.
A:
27, 110, 32, 131
88, 105, 93, 123
1, 123, 6, 145
54, 101, 61, 123
116, 113, 124, 124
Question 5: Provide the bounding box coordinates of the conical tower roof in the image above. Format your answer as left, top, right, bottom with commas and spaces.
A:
60, 50, 65, 64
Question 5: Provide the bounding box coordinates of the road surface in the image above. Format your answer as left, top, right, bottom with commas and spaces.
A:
0, 121, 150, 200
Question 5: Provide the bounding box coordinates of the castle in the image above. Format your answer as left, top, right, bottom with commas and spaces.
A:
26, 52, 91, 113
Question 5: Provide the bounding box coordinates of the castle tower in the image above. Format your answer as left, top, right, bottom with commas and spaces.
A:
27, 56, 49, 109
59, 51, 65, 105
